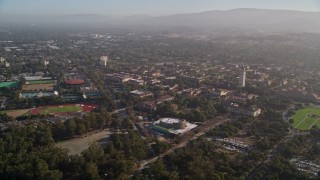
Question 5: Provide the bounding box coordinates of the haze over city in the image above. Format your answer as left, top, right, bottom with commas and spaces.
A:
0, 1, 320, 180
1, 0, 320, 16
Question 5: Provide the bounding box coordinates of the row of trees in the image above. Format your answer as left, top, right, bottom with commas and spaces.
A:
137, 138, 265, 180
207, 117, 253, 138
154, 95, 223, 123
0, 122, 150, 179
52, 109, 111, 140
253, 156, 308, 179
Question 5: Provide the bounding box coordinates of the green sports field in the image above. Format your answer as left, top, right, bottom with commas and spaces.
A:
0, 81, 19, 88
39, 105, 82, 114
291, 107, 320, 130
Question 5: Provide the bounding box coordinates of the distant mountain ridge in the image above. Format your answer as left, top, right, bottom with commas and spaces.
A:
142, 8, 320, 33
1, 8, 320, 33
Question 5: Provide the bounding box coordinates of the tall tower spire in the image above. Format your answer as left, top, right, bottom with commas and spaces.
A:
239, 68, 246, 87
100, 56, 108, 68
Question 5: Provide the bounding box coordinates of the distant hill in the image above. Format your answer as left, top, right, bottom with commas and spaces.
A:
142, 8, 320, 33
1, 9, 320, 33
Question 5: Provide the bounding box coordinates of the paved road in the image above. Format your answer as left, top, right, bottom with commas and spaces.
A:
137, 118, 230, 171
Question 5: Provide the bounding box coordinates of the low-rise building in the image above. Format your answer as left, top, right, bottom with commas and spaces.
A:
80, 87, 101, 99
137, 101, 157, 112
156, 95, 174, 104
227, 103, 261, 117
159, 118, 187, 130
65, 79, 85, 86
130, 90, 153, 98
152, 117, 197, 136
106, 73, 132, 83
127, 79, 145, 86
180, 88, 202, 96
213, 89, 230, 97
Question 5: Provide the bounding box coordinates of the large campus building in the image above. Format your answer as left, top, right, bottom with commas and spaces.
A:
152, 118, 197, 136
158, 118, 187, 130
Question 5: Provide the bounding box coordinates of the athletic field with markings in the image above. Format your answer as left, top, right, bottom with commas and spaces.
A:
1, 104, 97, 117
31, 104, 97, 115
291, 107, 320, 130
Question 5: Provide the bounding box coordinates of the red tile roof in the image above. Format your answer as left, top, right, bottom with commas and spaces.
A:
65, 79, 85, 85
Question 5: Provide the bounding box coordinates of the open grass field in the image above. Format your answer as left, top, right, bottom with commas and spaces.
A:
1, 104, 97, 117
31, 104, 97, 115
22, 84, 55, 91
25, 80, 57, 85
39, 105, 82, 114
291, 107, 320, 130
0, 109, 31, 118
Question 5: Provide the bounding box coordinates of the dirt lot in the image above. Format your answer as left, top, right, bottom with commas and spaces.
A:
22, 84, 55, 91
55, 130, 112, 155
2, 109, 30, 118
233, 130, 255, 145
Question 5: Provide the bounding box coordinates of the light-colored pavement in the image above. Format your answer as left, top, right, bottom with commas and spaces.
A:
56, 130, 112, 155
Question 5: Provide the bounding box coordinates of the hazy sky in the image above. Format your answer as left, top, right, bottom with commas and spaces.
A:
1, 0, 320, 16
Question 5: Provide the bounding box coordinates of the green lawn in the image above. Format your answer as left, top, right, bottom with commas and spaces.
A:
296, 118, 318, 130
315, 119, 320, 128
291, 107, 320, 130
26, 80, 56, 85
0, 81, 19, 88
40, 105, 82, 114
0, 109, 15, 114
291, 108, 312, 127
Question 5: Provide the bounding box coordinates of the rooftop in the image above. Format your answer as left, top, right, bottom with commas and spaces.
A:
160, 118, 180, 124
65, 79, 85, 85
130, 90, 147, 95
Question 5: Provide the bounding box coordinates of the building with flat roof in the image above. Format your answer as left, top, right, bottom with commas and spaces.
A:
130, 90, 153, 98
137, 101, 157, 112
80, 87, 101, 99
152, 118, 197, 135
127, 79, 145, 86
156, 95, 174, 104
43, 60, 49, 66
65, 79, 85, 86
213, 89, 230, 97
106, 73, 132, 83
159, 118, 187, 130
